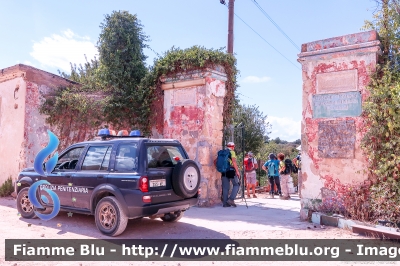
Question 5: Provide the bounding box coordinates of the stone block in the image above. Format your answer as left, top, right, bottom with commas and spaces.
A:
321, 215, 339, 227
311, 212, 321, 224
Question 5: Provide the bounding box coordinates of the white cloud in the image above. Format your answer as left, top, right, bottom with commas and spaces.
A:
30, 29, 98, 72
266, 116, 301, 142
242, 76, 271, 83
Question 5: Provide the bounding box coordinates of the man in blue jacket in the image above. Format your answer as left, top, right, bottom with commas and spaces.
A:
262, 153, 282, 199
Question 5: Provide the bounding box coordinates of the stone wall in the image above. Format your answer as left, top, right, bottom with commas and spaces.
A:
161, 67, 227, 206
0, 76, 27, 184
297, 31, 382, 216
0, 64, 82, 185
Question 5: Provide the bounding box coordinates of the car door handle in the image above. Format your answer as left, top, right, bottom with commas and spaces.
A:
97, 175, 104, 179
65, 175, 72, 178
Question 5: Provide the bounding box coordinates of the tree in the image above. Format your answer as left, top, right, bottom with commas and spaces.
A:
293, 139, 301, 145
58, 56, 100, 91
230, 104, 271, 155
363, 0, 400, 65
97, 10, 150, 128
361, 0, 400, 222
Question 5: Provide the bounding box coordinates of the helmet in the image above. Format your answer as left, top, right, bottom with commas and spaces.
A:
227, 142, 235, 147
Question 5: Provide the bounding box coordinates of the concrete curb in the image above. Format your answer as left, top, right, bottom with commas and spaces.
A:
311, 212, 357, 230
311, 212, 400, 238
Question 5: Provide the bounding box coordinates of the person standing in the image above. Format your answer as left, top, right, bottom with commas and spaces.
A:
218, 142, 240, 207
278, 153, 290, 200
262, 153, 281, 199
244, 152, 258, 198
295, 153, 302, 197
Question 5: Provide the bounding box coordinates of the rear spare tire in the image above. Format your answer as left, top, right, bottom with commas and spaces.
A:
172, 159, 200, 198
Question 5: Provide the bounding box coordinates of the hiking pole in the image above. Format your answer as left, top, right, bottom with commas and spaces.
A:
239, 173, 248, 209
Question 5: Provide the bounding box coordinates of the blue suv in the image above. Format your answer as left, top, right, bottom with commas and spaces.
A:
15, 130, 200, 236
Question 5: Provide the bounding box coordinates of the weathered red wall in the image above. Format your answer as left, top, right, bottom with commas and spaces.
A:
161, 67, 227, 206
297, 31, 381, 218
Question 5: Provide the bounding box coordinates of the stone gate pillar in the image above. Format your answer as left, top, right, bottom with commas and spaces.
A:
160, 67, 227, 206
297, 30, 381, 219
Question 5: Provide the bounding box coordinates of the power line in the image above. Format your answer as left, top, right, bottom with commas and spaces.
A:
251, 0, 300, 51
221, 2, 300, 70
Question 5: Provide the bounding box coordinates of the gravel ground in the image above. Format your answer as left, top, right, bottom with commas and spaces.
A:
0, 193, 396, 266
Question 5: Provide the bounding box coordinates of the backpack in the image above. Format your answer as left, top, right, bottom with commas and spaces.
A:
216, 149, 231, 173
244, 157, 254, 172
283, 158, 294, 175
292, 160, 298, 174
267, 160, 279, 177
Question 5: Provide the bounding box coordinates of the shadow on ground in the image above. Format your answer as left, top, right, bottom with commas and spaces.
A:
0, 196, 230, 239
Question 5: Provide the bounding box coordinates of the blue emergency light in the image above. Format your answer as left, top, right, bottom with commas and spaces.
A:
129, 130, 141, 136
98, 128, 110, 136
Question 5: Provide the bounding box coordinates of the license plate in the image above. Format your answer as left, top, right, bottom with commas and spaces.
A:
149, 179, 166, 187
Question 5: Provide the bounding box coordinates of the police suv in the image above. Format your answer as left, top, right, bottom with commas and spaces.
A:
15, 129, 200, 236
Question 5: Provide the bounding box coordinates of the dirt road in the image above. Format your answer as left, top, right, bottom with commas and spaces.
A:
0, 194, 387, 266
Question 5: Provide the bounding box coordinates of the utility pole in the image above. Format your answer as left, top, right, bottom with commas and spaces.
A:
227, 0, 235, 54
221, 0, 235, 54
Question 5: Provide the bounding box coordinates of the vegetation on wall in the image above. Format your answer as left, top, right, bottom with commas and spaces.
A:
360, 0, 400, 223
41, 11, 153, 138
41, 11, 238, 141
148, 46, 238, 131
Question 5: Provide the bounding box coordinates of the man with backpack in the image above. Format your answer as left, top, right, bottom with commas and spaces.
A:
244, 152, 258, 198
262, 153, 281, 199
214, 142, 240, 207
293, 152, 302, 197
277, 153, 293, 200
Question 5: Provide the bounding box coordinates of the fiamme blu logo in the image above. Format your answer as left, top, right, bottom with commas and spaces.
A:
28, 130, 61, 221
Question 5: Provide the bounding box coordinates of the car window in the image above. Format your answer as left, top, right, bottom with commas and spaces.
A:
81, 146, 111, 171
100, 147, 112, 170
147, 145, 185, 168
115, 143, 138, 171
56, 147, 84, 170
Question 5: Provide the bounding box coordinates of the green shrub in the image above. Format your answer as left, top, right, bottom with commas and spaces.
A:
0, 176, 14, 197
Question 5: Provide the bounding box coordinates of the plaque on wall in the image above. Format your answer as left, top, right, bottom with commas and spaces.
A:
313, 91, 361, 118
174, 88, 196, 106
316, 69, 357, 94
318, 120, 356, 158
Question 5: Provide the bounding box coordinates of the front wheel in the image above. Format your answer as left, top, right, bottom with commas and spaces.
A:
16, 187, 37, 219
94, 196, 128, 237
160, 211, 184, 222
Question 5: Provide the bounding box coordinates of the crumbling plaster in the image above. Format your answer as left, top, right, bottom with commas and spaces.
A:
161, 67, 227, 206
298, 31, 382, 211
0, 64, 79, 185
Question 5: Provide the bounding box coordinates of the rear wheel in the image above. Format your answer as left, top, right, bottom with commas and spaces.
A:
160, 211, 184, 222
95, 196, 128, 237
172, 159, 200, 198
16, 187, 37, 219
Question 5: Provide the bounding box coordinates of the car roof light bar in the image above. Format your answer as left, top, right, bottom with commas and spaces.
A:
97, 129, 144, 140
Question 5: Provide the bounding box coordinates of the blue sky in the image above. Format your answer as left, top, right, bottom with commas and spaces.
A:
0, 0, 376, 141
